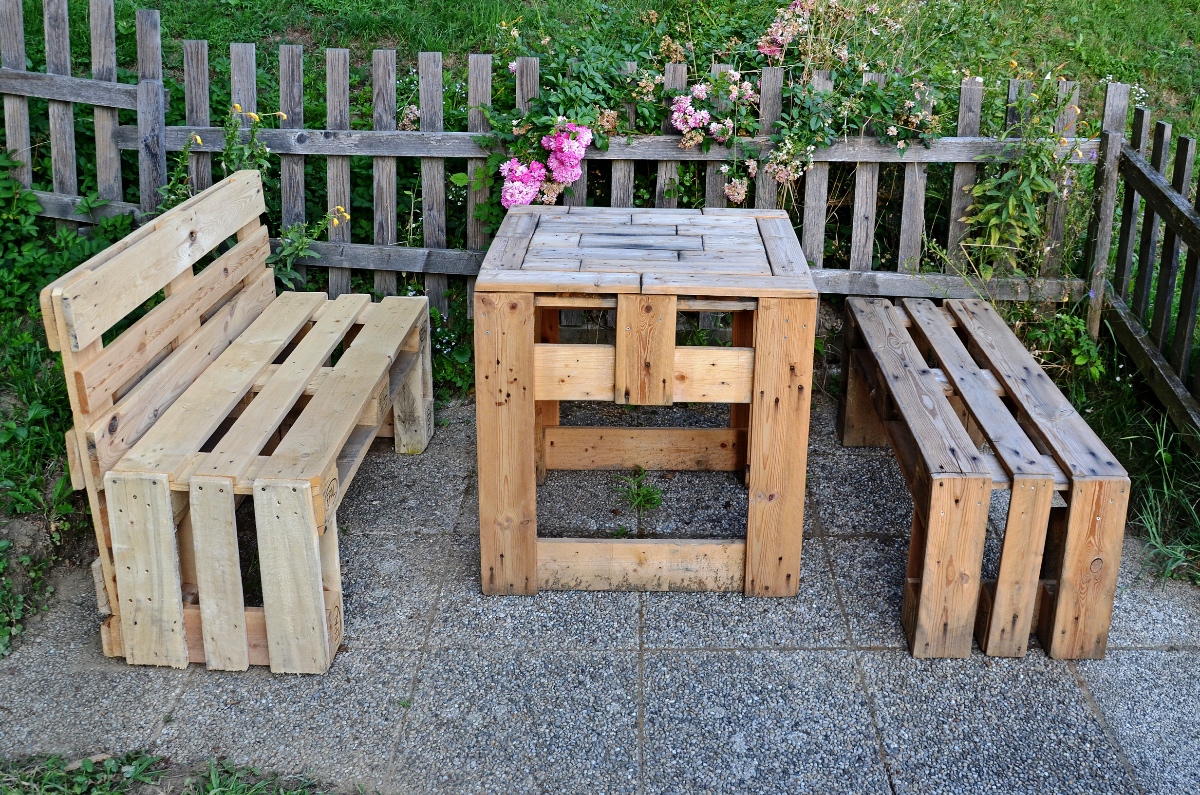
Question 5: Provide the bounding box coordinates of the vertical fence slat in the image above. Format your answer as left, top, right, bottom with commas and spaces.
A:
655, 62, 688, 209
466, 53, 493, 317
1085, 130, 1124, 339
325, 48, 351, 298
946, 78, 983, 270
372, 49, 398, 297
1113, 107, 1152, 298
1171, 179, 1200, 379
136, 11, 164, 215
610, 62, 637, 208
802, 70, 833, 268
754, 66, 783, 210
183, 40, 212, 192
279, 45, 306, 283
44, 0, 78, 205
1132, 121, 1173, 323
704, 64, 733, 209
849, 73, 885, 271
0, 0, 31, 186
230, 43, 257, 125
90, 0, 122, 202
1004, 78, 1029, 134
515, 56, 539, 112
1041, 80, 1078, 276
897, 162, 927, 274
1149, 135, 1196, 348
420, 51, 448, 313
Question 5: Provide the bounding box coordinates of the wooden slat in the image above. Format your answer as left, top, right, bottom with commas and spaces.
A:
475, 292, 538, 595
90, 0, 122, 202
614, 294, 676, 405
187, 476, 248, 670
744, 297, 815, 597
373, 49, 398, 296
136, 11, 166, 214
44, 0, 78, 212
105, 472, 188, 668
515, 56, 539, 112
1042, 81, 1079, 276
1171, 190, 1200, 380
704, 64, 733, 209
1082, 81, 1130, 282
477, 270, 640, 293
532, 344, 752, 403
230, 43, 256, 123
1113, 107, 1152, 298
481, 212, 539, 270
641, 272, 816, 298
279, 45, 306, 282
1131, 122, 1173, 323
801, 70, 833, 268
655, 62, 688, 208
1149, 135, 1196, 348
849, 73, 886, 271
1086, 130, 1126, 338
466, 53, 493, 315
420, 51, 448, 313
946, 78, 984, 268
393, 308, 434, 454
610, 62, 638, 209
30, 190, 138, 222
897, 161, 927, 274
538, 538, 745, 592
1, 0, 32, 186
183, 40, 212, 192
671, 346, 754, 402
325, 48, 352, 298
0, 66, 138, 108
754, 66, 784, 209
810, 267, 1085, 302
544, 427, 744, 471
757, 216, 808, 276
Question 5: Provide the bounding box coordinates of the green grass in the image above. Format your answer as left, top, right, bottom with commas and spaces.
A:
0, 755, 332, 794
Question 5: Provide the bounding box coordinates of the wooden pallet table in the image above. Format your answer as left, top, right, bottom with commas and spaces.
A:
40, 171, 434, 674
839, 297, 1130, 659
473, 206, 817, 596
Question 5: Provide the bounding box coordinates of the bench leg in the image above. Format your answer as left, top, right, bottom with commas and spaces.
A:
1038, 477, 1129, 659
535, 306, 560, 485
255, 478, 332, 674
475, 292, 538, 595
106, 471, 190, 668
189, 476, 250, 670
729, 309, 754, 486
838, 304, 888, 447
902, 473, 990, 658
975, 474, 1054, 657
394, 313, 435, 454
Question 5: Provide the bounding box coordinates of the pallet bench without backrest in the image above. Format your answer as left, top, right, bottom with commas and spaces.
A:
838, 297, 1129, 659
40, 170, 434, 674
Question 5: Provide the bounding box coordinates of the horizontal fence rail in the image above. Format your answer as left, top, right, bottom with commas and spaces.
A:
1, 1, 1133, 315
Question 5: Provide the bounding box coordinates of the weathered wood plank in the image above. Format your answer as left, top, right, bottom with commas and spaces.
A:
1112, 107, 1152, 299
802, 70, 833, 268
1086, 130, 1125, 337
188, 476, 248, 670
325, 48, 352, 297
0, 0, 32, 186
45, 0, 78, 208
30, 190, 139, 222
538, 538, 745, 592
1148, 135, 1196, 348
849, 73, 886, 271
610, 61, 638, 209
947, 78, 984, 269
230, 43, 257, 121
655, 62, 688, 208
1042, 81, 1078, 276
183, 40, 212, 192
91, 0, 122, 202
704, 64, 733, 209
1131, 122, 1173, 322
1082, 81, 1130, 280
754, 66, 784, 209
897, 161, 927, 274
420, 51, 448, 313
278, 45, 306, 283
515, 56, 539, 112
373, 49, 398, 296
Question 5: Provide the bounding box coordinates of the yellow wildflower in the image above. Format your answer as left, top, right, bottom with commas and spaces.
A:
1059, 137, 1069, 146
245, 111, 261, 122
276, 112, 287, 120
335, 205, 345, 213
332, 217, 340, 227
1008, 59, 1018, 70
191, 133, 203, 145
232, 103, 242, 113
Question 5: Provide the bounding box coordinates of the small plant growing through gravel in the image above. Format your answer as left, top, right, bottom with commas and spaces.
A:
612, 525, 631, 539
619, 467, 662, 517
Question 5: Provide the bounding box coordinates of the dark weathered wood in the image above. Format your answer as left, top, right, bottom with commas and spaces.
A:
1170, 173, 1200, 379
849, 73, 887, 271
291, 241, 483, 274
45, 0, 78, 204
278, 45, 306, 227
1087, 130, 1124, 338
1083, 81, 1130, 277
515, 56, 539, 113
1004, 78, 1030, 134
1149, 136, 1196, 348
1113, 107, 1152, 298
420, 51, 448, 313
32, 190, 140, 222
372, 49, 398, 296
230, 43, 257, 126
0, 0, 32, 186
609, 62, 637, 209
754, 66, 783, 209
183, 40, 212, 192
325, 48, 351, 298
0, 68, 138, 109
1132, 121, 1173, 322
947, 78, 984, 269
802, 70, 833, 269
136, 9, 162, 81
90, 0, 122, 203
1042, 81, 1078, 276
655, 62, 688, 209
704, 64, 733, 209
897, 162, 927, 274
466, 53, 492, 318
811, 269, 1086, 301
137, 79, 166, 215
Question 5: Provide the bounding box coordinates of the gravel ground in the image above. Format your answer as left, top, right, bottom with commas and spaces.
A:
2, 395, 1198, 794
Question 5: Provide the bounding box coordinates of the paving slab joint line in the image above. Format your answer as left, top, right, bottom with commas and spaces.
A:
1066, 660, 1147, 794
636, 591, 646, 795
149, 665, 198, 749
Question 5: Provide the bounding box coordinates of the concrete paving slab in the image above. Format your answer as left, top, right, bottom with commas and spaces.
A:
429, 538, 640, 650
826, 535, 909, 649
1076, 649, 1200, 794
339, 534, 449, 650
1107, 536, 1200, 649
641, 650, 891, 794
157, 649, 416, 789
859, 650, 1139, 795
395, 648, 640, 794
809, 453, 912, 537
537, 469, 635, 537
640, 470, 748, 538
642, 537, 850, 649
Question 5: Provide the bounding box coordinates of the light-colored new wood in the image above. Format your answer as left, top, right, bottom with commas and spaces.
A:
538, 538, 745, 591
394, 310, 435, 453
641, 273, 816, 298
614, 294, 676, 406
544, 427, 745, 471
531, 344, 753, 403
188, 475, 248, 670
476, 270, 642, 294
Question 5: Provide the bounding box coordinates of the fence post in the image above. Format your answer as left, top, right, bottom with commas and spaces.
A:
326, 48, 352, 298
1132, 120, 1172, 322
802, 70, 833, 268
183, 41, 211, 193
946, 77, 984, 271
45, 0, 78, 221
1149, 136, 1196, 348
136, 10, 165, 216
704, 64, 733, 209
372, 49, 398, 297
420, 51, 448, 314
849, 72, 886, 271
754, 66, 784, 210
1086, 130, 1123, 339
0, 0, 31, 187
1042, 80, 1079, 276
279, 45, 306, 283
655, 62, 687, 209
610, 62, 638, 209
466, 53, 493, 318
91, 0, 122, 203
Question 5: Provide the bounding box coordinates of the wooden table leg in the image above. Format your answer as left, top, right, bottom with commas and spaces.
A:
744, 296, 816, 597
475, 291, 538, 595
535, 305, 560, 485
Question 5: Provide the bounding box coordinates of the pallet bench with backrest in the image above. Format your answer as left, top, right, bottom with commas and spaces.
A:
40, 170, 434, 674
838, 297, 1129, 660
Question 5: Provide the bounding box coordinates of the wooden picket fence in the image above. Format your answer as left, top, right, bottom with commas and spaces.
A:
1, 0, 1131, 318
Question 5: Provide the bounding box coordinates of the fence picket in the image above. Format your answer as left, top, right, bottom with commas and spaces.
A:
1113, 107, 1151, 297
325, 48, 351, 298
230, 43, 256, 126
44, 0, 78, 211
1083, 80, 1130, 314
420, 51, 448, 313
1132, 121, 1173, 323
704, 64, 733, 209
610, 62, 638, 208
183, 40, 212, 192
466, 53, 493, 316
372, 49, 398, 297
1004, 78, 1030, 134
1171, 177, 1200, 378
279, 45, 306, 282
802, 70, 833, 268
0, 0, 31, 186
849, 73, 886, 271
1149, 136, 1196, 348
90, 0, 121, 203
1042, 80, 1078, 276
754, 66, 783, 210
1086, 130, 1124, 338
515, 57, 539, 112
655, 62, 688, 209
947, 78, 983, 269
136, 11, 164, 215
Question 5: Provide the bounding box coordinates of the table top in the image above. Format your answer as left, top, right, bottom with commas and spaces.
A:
475, 206, 817, 298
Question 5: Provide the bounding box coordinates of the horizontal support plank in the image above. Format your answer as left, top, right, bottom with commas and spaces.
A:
116, 125, 1100, 164
534, 296, 617, 309
32, 190, 141, 222
537, 538, 746, 592
534, 344, 753, 402
284, 239, 483, 275
810, 270, 1087, 301
544, 427, 745, 471
1120, 144, 1200, 255
0, 68, 138, 109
